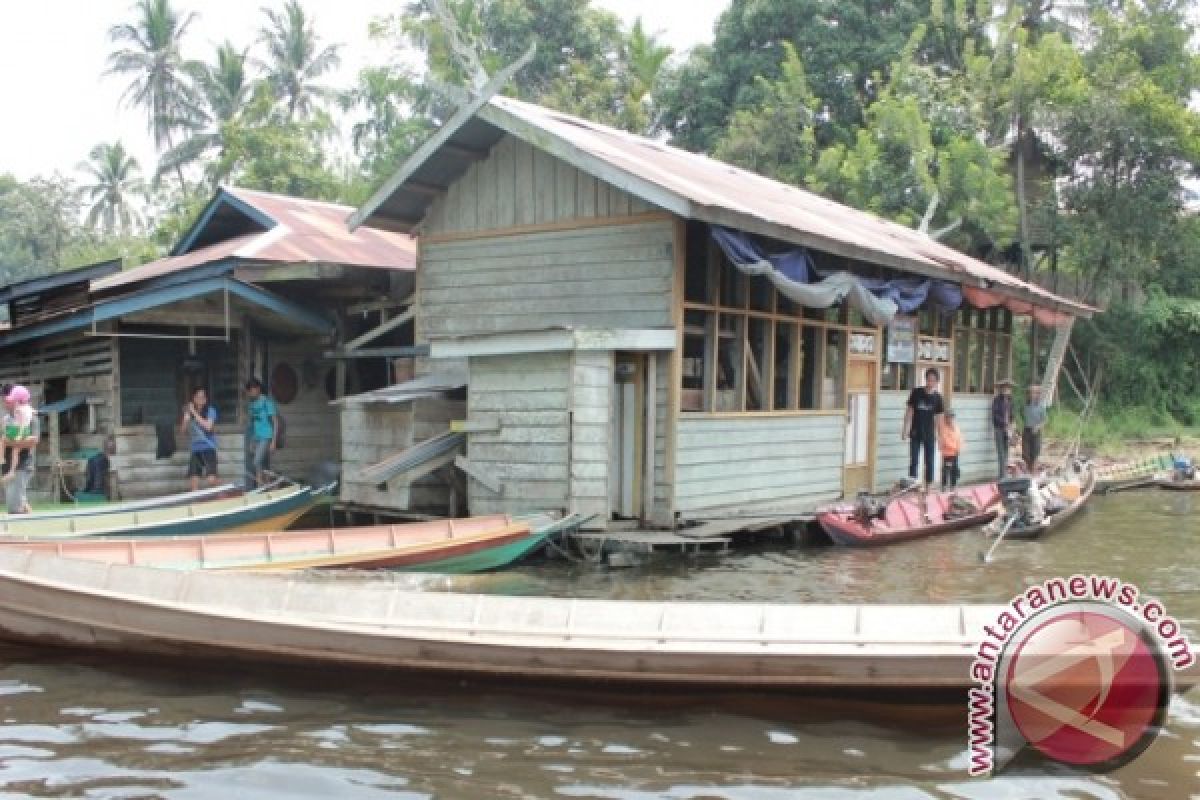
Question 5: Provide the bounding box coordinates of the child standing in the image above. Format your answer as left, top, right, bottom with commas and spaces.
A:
3, 385, 34, 485
939, 409, 963, 489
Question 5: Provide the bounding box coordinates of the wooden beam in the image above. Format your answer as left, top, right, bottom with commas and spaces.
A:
443, 143, 488, 162
408, 181, 448, 196
455, 454, 504, 495
323, 346, 431, 360
346, 293, 414, 316
345, 308, 416, 351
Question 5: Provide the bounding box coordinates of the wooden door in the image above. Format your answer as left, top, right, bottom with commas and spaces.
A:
843, 360, 877, 497
610, 353, 645, 519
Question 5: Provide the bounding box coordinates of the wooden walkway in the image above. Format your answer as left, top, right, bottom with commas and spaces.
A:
568, 531, 731, 560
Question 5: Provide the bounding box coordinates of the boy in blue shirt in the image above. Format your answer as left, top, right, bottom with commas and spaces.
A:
180, 386, 218, 491
244, 377, 278, 489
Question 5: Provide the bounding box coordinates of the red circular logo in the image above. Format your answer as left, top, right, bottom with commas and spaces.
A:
1002, 606, 1169, 768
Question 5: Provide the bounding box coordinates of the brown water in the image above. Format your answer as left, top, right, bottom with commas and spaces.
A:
2, 491, 1199, 798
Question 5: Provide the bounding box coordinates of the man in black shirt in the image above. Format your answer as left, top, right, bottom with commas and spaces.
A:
903, 368, 945, 485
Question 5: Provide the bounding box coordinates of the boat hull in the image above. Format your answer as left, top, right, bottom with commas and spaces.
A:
986, 469, 1096, 540
818, 484, 1000, 547
0, 486, 315, 540
1155, 478, 1200, 491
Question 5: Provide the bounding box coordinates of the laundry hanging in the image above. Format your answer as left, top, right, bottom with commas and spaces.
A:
711, 227, 962, 327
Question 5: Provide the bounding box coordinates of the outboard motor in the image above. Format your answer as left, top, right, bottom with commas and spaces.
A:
997, 475, 1045, 529
852, 489, 888, 525
1174, 456, 1195, 482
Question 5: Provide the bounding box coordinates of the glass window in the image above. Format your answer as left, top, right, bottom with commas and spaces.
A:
684, 224, 714, 304
715, 314, 744, 411
919, 309, 937, 336
799, 325, 821, 410
937, 311, 954, 339
774, 323, 795, 410
995, 333, 1012, 385
847, 307, 869, 328
968, 332, 983, 393
881, 362, 913, 391
748, 276, 774, 313
680, 309, 713, 412
823, 329, 846, 410
982, 332, 996, 393
718, 260, 745, 309
953, 328, 968, 393
746, 318, 772, 411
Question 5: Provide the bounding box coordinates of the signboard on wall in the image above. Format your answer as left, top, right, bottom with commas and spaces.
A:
849, 332, 876, 356
887, 316, 916, 364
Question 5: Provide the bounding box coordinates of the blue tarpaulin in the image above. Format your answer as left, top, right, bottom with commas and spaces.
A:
711, 227, 962, 326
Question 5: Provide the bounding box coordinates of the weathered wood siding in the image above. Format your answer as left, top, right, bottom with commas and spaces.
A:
0, 335, 117, 456
419, 221, 675, 340
651, 353, 672, 525
423, 135, 657, 235
875, 391, 997, 487
953, 394, 997, 484
465, 353, 571, 516
674, 415, 845, 513
875, 391, 916, 486
570, 350, 610, 527
109, 427, 245, 499
265, 337, 341, 486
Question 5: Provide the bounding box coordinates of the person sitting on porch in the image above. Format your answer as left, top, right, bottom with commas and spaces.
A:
244, 378, 278, 489
902, 368, 944, 486
938, 410, 963, 489
180, 386, 218, 492
991, 379, 1014, 479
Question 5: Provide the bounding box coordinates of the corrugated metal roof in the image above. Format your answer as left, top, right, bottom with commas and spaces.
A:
334, 370, 469, 407
353, 96, 1092, 316
94, 187, 416, 293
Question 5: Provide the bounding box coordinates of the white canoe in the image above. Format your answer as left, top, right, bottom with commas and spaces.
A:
6, 548, 1194, 692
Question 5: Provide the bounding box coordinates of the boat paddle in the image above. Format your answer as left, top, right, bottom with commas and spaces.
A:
980, 514, 1017, 564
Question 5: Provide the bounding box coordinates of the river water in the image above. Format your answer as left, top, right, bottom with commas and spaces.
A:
2, 491, 1198, 798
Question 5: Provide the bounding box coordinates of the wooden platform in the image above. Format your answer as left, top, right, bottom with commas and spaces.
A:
569, 531, 730, 560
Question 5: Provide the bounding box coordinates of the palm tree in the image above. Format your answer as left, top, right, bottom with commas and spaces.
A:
625, 18, 673, 104
106, 0, 199, 189
78, 142, 144, 236
159, 41, 252, 187
258, 0, 342, 120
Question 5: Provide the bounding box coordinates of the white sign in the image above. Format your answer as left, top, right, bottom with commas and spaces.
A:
887, 316, 916, 364
850, 333, 876, 355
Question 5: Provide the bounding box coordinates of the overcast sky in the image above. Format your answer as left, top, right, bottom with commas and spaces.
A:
0, 1, 728, 182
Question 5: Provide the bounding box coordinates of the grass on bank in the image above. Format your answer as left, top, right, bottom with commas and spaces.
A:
1044, 404, 1200, 456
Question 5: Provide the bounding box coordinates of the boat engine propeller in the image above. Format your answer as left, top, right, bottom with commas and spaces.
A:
997, 476, 1044, 530
1174, 456, 1195, 482
852, 490, 888, 524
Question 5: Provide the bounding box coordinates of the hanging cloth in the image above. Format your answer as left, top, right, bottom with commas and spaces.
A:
711, 227, 963, 326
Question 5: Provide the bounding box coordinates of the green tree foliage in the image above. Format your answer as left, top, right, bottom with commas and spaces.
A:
657, 0, 941, 152
212, 90, 342, 201
713, 43, 819, 186
106, 0, 199, 188
78, 142, 145, 236
258, 0, 343, 121
345, 66, 437, 185
0, 174, 83, 280
159, 41, 254, 187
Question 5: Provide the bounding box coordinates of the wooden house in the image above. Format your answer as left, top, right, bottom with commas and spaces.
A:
350, 97, 1094, 529
0, 187, 416, 500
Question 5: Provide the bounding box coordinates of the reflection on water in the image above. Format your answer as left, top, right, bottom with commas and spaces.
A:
1, 491, 1198, 798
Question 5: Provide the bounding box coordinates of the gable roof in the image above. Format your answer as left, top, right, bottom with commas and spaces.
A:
352, 95, 1091, 317
94, 187, 416, 294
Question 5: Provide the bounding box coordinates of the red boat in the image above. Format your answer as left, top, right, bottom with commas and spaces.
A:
817, 484, 1001, 547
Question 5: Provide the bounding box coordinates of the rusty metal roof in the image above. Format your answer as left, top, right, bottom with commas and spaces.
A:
353, 96, 1092, 316
94, 187, 416, 293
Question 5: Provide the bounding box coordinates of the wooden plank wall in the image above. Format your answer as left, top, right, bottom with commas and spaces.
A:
875, 391, 997, 487
570, 350, 610, 527
423, 136, 657, 235
466, 352, 571, 516
652, 354, 671, 525
265, 337, 342, 485
0, 334, 118, 464
109, 428, 245, 499
419, 221, 676, 338
674, 415, 844, 514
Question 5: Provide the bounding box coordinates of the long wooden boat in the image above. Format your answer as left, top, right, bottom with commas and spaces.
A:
1154, 477, 1200, 491
984, 466, 1095, 540
1095, 455, 1172, 493
0, 485, 316, 539
7, 483, 242, 521
7, 546, 1195, 692
2, 515, 557, 573
817, 484, 1000, 547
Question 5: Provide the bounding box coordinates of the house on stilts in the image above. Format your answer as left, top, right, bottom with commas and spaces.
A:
0, 187, 419, 503
345, 96, 1095, 530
